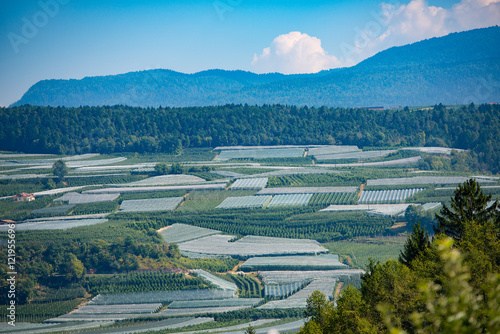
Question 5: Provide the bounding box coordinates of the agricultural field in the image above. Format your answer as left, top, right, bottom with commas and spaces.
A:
192, 269, 238, 291
307, 145, 361, 158
259, 270, 364, 285
159, 306, 252, 316
240, 254, 348, 271
367, 176, 497, 186
0, 216, 108, 231
248, 167, 343, 177
216, 195, 272, 209
119, 197, 184, 212
89, 289, 236, 305
321, 204, 411, 217
159, 223, 221, 243
264, 282, 305, 298
168, 298, 262, 309
123, 174, 207, 186
178, 235, 328, 259
229, 178, 268, 190
177, 189, 258, 212
0, 145, 496, 332
258, 186, 358, 195
313, 149, 397, 161
84, 183, 227, 194
54, 192, 120, 204
357, 188, 424, 203
258, 278, 337, 309
214, 147, 305, 161
309, 192, 358, 205
267, 193, 313, 207
324, 235, 408, 269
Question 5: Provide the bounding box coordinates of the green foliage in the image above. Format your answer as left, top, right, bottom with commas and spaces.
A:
119, 190, 188, 202
382, 238, 500, 334
305, 290, 329, 328
30, 285, 86, 303
245, 324, 257, 334
228, 274, 262, 298
0, 194, 55, 221
309, 192, 357, 206
83, 271, 210, 295
324, 236, 407, 269
0, 298, 84, 323
70, 200, 119, 215
399, 222, 431, 267
124, 208, 394, 242
0, 179, 47, 197
268, 173, 365, 187
52, 160, 68, 180
172, 257, 239, 273
210, 308, 304, 322
2, 103, 500, 173
435, 178, 500, 240
155, 162, 184, 175
65, 174, 144, 186
302, 181, 500, 333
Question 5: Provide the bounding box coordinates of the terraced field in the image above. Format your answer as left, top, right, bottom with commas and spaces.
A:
258, 278, 337, 309
230, 178, 268, 190
178, 235, 328, 259
159, 223, 221, 243
119, 197, 184, 212
241, 254, 347, 271
123, 174, 207, 186
215, 148, 305, 161
216, 195, 272, 209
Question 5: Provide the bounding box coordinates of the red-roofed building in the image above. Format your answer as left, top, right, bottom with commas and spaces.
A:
13, 193, 35, 202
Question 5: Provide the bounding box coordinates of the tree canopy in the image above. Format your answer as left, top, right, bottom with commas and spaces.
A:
52, 159, 68, 181
1, 103, 499, 172
435, 178, 500, 240
300, 181, 500, 333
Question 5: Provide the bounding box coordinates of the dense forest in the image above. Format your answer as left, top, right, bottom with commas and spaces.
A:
1, 103, 499, 172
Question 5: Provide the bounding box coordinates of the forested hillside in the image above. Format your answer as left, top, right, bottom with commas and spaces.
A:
1, 103, 499, 172
12, 27, 500, 108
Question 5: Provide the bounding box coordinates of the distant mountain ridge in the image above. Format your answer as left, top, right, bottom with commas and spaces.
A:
13, 26, 500, 108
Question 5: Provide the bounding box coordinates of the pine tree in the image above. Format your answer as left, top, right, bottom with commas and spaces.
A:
399, 222, 431, 266
435, 178, 499, 240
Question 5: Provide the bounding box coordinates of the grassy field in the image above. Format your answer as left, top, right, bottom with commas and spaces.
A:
324, 235, 407, 270
177, 190, 257, 212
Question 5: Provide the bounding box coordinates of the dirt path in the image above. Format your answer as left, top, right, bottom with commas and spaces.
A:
229, 261, 244, 274
156, 225, 170, 233
334, 282, 343, 298
358, 183, 365, 200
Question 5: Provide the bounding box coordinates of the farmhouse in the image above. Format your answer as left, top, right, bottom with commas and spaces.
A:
13, 192, 35, 202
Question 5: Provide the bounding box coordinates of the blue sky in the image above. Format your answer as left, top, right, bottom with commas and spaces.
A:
0, 0, 498, 106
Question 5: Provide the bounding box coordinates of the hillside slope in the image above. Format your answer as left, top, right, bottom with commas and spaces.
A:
13, 26, 500, 108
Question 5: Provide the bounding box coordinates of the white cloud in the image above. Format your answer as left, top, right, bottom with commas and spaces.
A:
251, 1, 500, 73
346, 0, 500, 64
251, 31, 342, 74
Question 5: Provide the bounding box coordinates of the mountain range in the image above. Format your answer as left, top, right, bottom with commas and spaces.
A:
12, 26, 500, 108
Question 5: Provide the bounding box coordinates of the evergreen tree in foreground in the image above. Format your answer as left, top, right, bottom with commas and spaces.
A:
435, 178, 499, 240
399, 222, 431, 267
